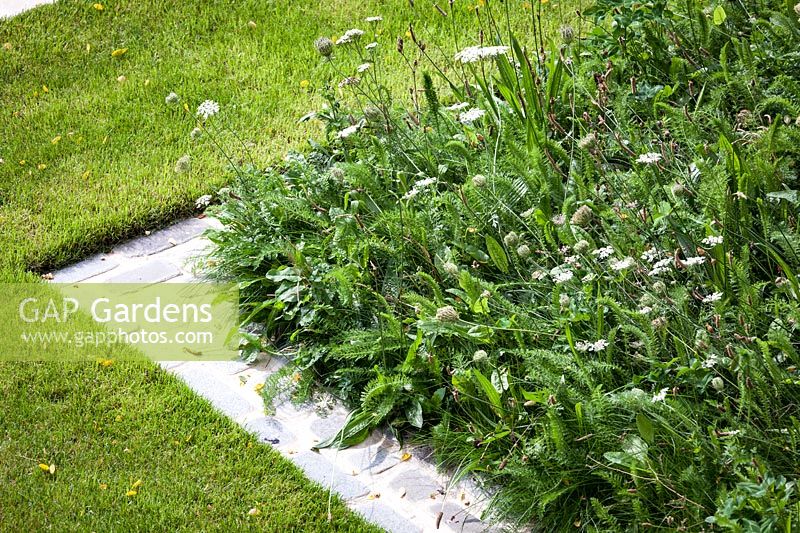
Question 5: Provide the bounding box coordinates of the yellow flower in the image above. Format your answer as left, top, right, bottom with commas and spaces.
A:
97, 358, 113, 367
42, 85, 49, 93
99, 483, 108, 490
404, 30, 412, 38
93, 3, 104, 10
51, 135, 61, 144
400, 452, 412, 461
37, 163, 47, 170
254, 382, 265, 393
19, 160, 25, 166
299, 79, 310, 89
111, 48, 127, 58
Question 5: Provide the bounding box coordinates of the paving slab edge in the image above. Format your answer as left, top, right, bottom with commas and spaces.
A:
52, 217, 497, 533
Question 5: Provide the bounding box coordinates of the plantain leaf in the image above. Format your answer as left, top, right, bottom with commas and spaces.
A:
485, 235, 509, 273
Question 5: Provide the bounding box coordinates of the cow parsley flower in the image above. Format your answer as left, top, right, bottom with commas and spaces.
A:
610, 256, 635, 271
338, 120, 365, 139
702, 354, 719, 369
576, 339, 609, 352
636, 152, 662, 165
649, 258, 672, 276
336, 29, 364, 45
703, 292, 723, 303
593, 246, 614, 259
196, 100, 219, 119
454, 45, 510, 63
683, 256, 706, 267
445, 102, 469, 111
459, 108, 486, 124
652, 388, 669, 403
551, 267, 574, 284
702, 235, 724, 247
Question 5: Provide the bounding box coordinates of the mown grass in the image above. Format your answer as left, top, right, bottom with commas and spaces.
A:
0, 361, 381, 531
0, 0, 558, 280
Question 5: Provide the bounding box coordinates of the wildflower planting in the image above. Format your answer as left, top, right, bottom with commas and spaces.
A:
206, 0, 800, 530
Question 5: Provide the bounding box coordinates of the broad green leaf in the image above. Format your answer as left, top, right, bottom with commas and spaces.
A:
636, 412, 655, 444
485, 235, 509, 273
405, 400, 423, 429
713, 5, 726, 25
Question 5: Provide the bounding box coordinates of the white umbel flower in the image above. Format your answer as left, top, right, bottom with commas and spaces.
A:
651, 388, 669, 403
196, 100, 220, 119
610, 256, 635, 271
195, 194, 212, 209
365, 42, 378, 50
551, 266, 574, 284
336, 29, 364, 45
454, 45, 510, 64
636, 152, 662, 164
357, 63, 372, 73
458, 108, 485, 124
592, 246, 614, 259
683, 256, 706, 267
445, 102, 469, 111
702, 292, 723, 303
365, 16, 382, 23
701, 235, 724, 247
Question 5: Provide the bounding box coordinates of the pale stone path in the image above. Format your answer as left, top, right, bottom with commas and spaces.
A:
0, 0, 53, 19
52, 216, 493, 533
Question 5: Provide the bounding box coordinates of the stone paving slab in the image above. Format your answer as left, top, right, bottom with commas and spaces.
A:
51, 254, 120, 283
53, 217, 497, 533
0, 0, 53, 18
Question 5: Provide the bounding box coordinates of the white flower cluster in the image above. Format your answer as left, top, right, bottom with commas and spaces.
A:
576, 339, 609, 352
683, 256, 706, 267
364, 16, 382, 22
336, 28, 364, 45
402, 177, 438, 200
652, 388, 669, 403
702, 292, 723, 303
365, 42, 378, 50
445, 102, 469, 111
550, 266, 574, 284
338, 120, 365, 139
640, 248, 662, 263
454, 45, 510, 64
459, 108, 486, 124
196, 99, 219, 119
702, 235, 724, 247
649, 258, 672, 276
636, 152, 662, 165
592, 246, 614, 259
610, 256, 635, 271
357, 63, 371, 73
195, 194, 212, 209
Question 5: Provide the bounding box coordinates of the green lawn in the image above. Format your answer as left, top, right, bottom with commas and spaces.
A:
0, 0, 503, 280
0, 0, 572, 528
0, 361, 380, 531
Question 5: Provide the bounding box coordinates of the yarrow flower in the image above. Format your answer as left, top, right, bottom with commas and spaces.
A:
641, 248, 661, 263
610, 256, 635, 271
459, 108, 486, 124
454, 45, 510, 64
702, 292, 723, 303
365, 42, 378, 50
445, 102, 469, 111
636, 152, 662, 165
336, 29, 365, 45
649, 258, 672, 276
701, 235, 724, 247
651, 388, 669, 403
576, 339, 609, 352
338, 121, 365, 139
683, 256, 706, 267
551, 266, 574, 284
338, 76, 361, 87
702, 354, 719, 369
365, 16, 383, 22
196, 100, 219, 119
403, 177, 438, 200
195, 194, 212, 209
357, 63, 371, 73
593, 246, 614, 259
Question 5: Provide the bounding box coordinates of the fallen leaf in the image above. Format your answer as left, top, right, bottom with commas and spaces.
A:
51, 135, 61, 144
111, 48, 127, 57
247, 20, 257, 29
400, 452, 412, 462
99, 483, 108, 490
38, 463, 50, 472
253, 383, 265, 393
126, 490, 137, 497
